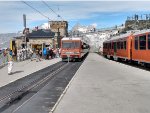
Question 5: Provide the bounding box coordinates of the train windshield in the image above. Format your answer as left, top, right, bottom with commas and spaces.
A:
62, 41, 80, 48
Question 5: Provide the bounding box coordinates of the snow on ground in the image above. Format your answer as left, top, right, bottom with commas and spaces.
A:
71, 23, 125, 52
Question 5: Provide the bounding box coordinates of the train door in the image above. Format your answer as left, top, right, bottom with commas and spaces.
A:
130, 37, 132, 60
114, 42, 117, 56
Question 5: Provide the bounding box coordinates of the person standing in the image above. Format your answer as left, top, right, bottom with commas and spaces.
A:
7, 49, 13, 75
43, 47, 47, 59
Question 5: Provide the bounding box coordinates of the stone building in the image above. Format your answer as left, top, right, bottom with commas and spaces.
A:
27, 29, 55, 50
14, 29, 55, 51
49, 21, 68, 48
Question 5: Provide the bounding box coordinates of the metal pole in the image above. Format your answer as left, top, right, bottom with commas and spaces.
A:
23, 14, 27, 59
57, 28, 60, 48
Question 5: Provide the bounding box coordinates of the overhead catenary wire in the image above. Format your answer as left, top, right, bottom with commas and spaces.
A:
22, 0, 74, 29
22, 1, 52, 21
41, 0, 64, 20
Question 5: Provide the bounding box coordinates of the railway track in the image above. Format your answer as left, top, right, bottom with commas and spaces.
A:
0, 59, 84, 113
0, 61, 68, 112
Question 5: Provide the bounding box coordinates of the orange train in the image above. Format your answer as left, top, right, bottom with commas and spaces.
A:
103, 30, 150, 66
60, 37, 90, 61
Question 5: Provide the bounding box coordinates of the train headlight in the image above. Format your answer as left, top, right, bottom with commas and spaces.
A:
74, 52, 80, 54
65, 52, 74, 54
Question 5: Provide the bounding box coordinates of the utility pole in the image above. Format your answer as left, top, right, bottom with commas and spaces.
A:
23, 14, 27, 59
57, 27, 60, 48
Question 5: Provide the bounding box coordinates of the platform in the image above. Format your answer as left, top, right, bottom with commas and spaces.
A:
0, 58, 61, 88
53, 53, 150, 113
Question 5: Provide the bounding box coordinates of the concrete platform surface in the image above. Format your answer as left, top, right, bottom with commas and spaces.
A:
0, 58, 61, 88
53, 53, 150, 113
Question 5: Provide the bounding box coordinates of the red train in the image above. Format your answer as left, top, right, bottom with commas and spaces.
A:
60, 37, 89, 61
103, 30, 150, 66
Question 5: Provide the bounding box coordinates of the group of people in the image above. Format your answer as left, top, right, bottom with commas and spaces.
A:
1, 47, 61, 75
17, 48, 31, 61
43, 47, 61, 60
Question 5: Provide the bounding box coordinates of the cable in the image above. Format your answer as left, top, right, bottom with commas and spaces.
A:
22, 1, 52, 21
41, 1, 73, 29
41, 0, 64, 20
22, 1, 73, 29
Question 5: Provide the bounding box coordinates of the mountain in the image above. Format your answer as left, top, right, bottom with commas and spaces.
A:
72, 23, 96, 34
38, 23, 49, 29
0, 33, 22, 49
70, 23, 124, 52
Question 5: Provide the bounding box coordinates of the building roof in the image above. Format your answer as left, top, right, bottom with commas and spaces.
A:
27, 29, 55, 38
104, 29, 150, 43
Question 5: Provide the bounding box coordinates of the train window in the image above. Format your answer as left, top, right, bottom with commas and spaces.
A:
124, 41, 126, 50
62, 41, 80, 48
104, 43, 106, 49
105, 43, 108, 49
135, 37, 138, 50
148, 34, 150, 49
112, 42, 114, 49
139, 35, 146, 50
106, 43, 108, 49
74, 42, 80, 48
109, 43, 111, 49
117, 42, 120, 49
121, 42, 123, 49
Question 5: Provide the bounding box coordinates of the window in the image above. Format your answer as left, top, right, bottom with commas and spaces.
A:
109, 43, 111, 49
105, 43, 107, 49
117, 42, 120, 49
62, 41, 80, 48
134, 36, 138, 50
148, 34, 150, 49
121, 42, 124, 49
104, 43, 106, 49
112, 42, 114, 49
139, 35, 146, 50
124, 41, 126, 50
106, 43, 108, 49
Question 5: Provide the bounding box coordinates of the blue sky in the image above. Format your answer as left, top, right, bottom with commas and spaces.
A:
0, 1, 150, 33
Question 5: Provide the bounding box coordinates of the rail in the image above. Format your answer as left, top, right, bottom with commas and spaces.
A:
0, 62, 68, 110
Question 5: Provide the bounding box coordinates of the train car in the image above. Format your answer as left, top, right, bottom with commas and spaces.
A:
103, 33, 132, 61
60, 37, 89, 61
103, 29, 150, 66
131, 30, 150, 65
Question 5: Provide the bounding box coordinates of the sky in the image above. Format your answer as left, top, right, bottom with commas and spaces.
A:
0, 0, 150, 33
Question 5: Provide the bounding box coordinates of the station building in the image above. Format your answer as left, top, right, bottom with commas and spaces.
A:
12, 21, 68, 53
14, 29, 55, 51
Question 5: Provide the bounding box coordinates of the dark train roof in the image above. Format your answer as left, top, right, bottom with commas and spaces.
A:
27, 29, 55, 38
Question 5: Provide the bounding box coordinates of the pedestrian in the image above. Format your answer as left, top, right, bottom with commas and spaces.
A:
46, 48, 50, 60
43, 47, 47, 59
31, 50, 36, 61
36, 49, 41, 62
59, 48, 61, 57
7, 49, 13, 75
39, 49, 42, 58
